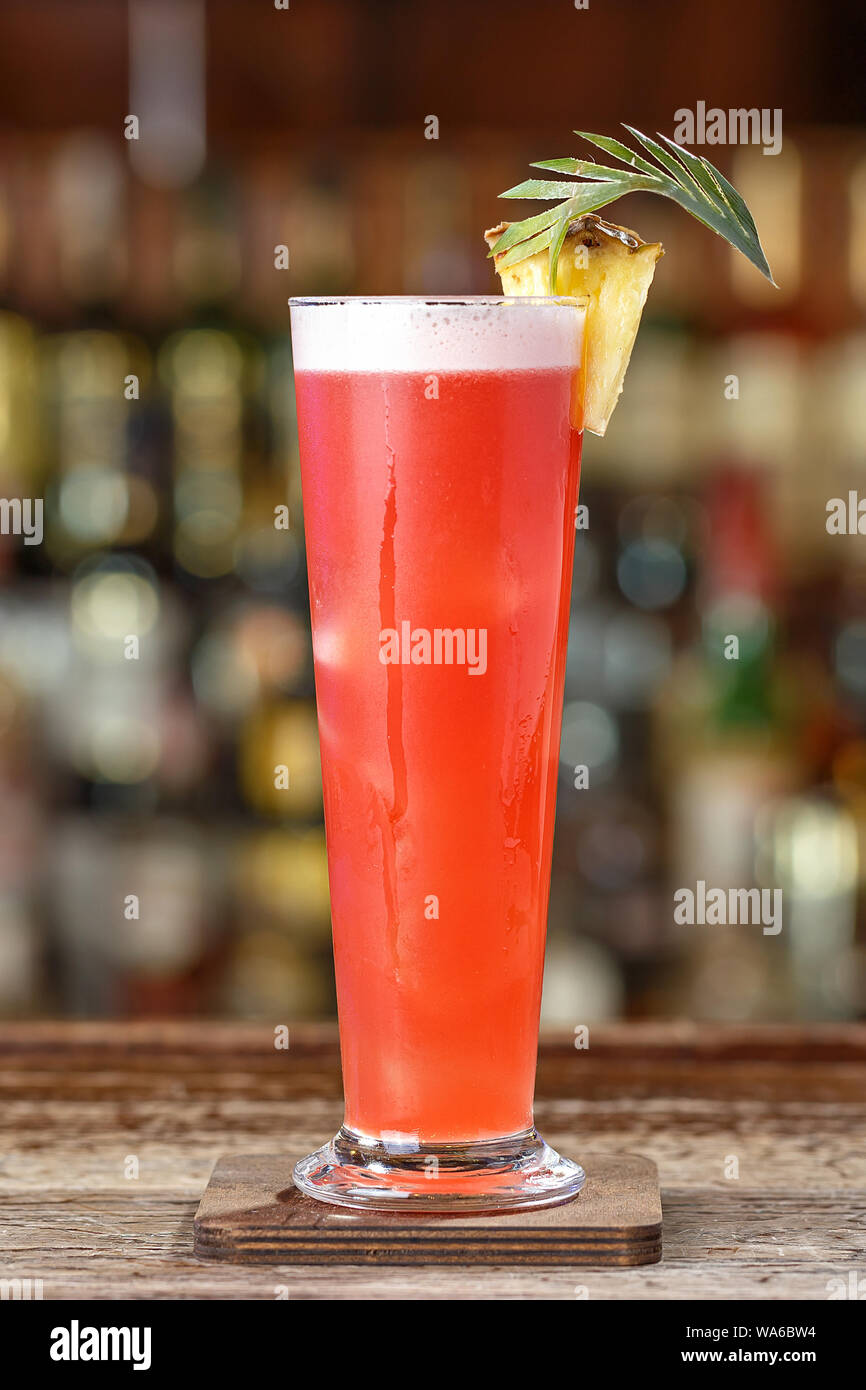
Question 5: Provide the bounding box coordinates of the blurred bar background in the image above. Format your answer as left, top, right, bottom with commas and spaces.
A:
0, 0, 864, 1022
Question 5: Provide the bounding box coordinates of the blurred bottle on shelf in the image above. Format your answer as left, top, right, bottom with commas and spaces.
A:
654, 468, 802, 1018
0, 670, 44, 1014
224, 825, 333, 1018
40, 329, 156, 565
51, 816, 221, 1016
52, 133, 127, 310
0, 313, 41, 500
238, 697, 322, 820
755, 789, 859, 1019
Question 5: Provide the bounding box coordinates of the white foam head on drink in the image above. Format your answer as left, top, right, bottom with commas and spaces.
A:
289, 297, 585, 372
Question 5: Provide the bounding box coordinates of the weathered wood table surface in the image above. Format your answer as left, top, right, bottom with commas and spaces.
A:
1, 1021, 864, 1300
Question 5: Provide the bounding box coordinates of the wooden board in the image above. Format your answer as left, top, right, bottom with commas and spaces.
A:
193, 1151, 662, 1265
3, 1023, 865, 1298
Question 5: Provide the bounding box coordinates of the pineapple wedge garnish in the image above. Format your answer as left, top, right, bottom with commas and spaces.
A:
485, 214, 663, 436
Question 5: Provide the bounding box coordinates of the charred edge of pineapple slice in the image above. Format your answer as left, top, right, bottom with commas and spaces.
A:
484, 213, 652, 260
485, 213, 663, 437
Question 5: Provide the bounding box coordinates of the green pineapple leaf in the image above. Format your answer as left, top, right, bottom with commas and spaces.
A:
489, 124, 776, 288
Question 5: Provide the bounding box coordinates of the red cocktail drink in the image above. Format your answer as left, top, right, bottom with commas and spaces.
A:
290, 297, 586, 1209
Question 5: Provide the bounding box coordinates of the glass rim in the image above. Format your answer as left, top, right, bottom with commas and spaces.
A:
288, 294, 589, 309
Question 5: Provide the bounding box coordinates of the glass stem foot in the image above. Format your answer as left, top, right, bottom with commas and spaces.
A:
293, 1125, 585, 1213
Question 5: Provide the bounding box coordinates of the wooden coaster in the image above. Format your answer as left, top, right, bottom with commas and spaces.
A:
194, 1152, 662, 1266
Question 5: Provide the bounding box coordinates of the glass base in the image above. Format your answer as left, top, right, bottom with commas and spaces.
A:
293, 1125, 585, 1213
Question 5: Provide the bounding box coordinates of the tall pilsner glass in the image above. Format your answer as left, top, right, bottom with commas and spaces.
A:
290, 296, 587, 1210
